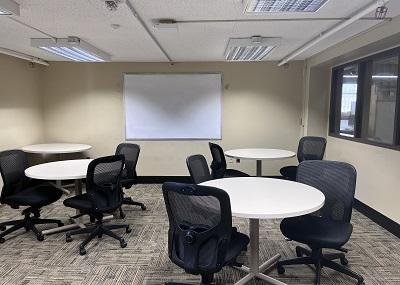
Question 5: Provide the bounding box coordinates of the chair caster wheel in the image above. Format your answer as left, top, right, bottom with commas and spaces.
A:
0, 237, 5, 243
37, 234, 44, 241
120, 240, 127, 248
90, 217, 95, 223
126, 226, 132, 233
79, 248, 87, 255
340, 257, 348, 266
0, 225, 6, 231
141, 205, 146, 211
296, 247, 303, 257
120, 213, 126, 219
25, 227, 30, 232
98, 234, 102, 238
34, 212, 40, 218
66, 235, 72, 242
277, 265, 285, 274
357, 282, 365, 285
58, 222, 64, 227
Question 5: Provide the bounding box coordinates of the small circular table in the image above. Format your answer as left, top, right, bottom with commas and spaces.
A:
25, 159, 93, 235
22, 143, 92, 154
225, 148, 296, 177
201, 177, 325, 285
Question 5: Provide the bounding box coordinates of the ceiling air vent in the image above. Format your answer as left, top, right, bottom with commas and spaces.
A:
225, 36, 280, 61
246, 0, 328, 13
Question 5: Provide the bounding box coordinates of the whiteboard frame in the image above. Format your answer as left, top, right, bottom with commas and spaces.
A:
122, 72, 223, 141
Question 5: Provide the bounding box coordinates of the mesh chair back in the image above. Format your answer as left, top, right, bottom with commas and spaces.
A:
115, 143, 140, 184
86, 155, 125, 212
186, 155, 212, 184
297, 160, 356, 223
209, 143, 227, 179
162, 182, 232, 275
0, 150, 29, 203
297, 136, 327, 162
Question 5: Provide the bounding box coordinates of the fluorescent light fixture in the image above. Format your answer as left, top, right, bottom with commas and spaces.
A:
31, 37, 111, 62
372, 75, 398, 79
0, 0, 20, 15
246, 0, 328, 13
225, 37, 280, 61
343, 75, 358, 79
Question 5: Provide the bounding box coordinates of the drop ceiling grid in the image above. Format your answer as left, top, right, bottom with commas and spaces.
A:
2, 0, 400, 62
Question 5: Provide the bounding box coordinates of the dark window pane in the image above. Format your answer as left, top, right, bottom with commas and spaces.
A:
340, 65, 358, 137
366, 56, 398, 144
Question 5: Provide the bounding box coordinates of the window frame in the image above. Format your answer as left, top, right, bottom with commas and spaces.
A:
329, 46, 400, 151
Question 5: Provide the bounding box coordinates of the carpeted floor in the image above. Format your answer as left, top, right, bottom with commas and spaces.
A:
0, 184, 399, 285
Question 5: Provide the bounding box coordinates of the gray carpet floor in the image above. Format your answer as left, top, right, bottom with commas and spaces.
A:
0, 184, 399, 285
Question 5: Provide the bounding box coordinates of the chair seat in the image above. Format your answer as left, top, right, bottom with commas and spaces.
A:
224, 169, 250, 178
280, 215, 353, 249
63, 193, 93, 211
224, 230, 250, 264
4, 183, 63, 208
280, 165, 298, 181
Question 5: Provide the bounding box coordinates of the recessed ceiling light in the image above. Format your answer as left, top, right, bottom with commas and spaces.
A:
246, 0, 328, 13
31, 37, 111, 62
0, 0, 20, 16
225, 36, 280, 61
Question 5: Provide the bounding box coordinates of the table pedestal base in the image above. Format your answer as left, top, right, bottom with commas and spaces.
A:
233, 219, 287, 285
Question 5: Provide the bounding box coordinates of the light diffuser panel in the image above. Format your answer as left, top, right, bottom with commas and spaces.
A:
246, 0, 328, 13
225, 37, 280, 61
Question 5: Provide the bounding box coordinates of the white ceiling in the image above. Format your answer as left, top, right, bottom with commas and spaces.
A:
0, 0, 399, 63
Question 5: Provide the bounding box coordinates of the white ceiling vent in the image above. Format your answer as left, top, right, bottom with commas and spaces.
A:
225, 37, 280, 61
246, 0, 328, 13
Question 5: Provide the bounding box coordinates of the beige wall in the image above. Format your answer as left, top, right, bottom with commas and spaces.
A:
41, 61, 304, 176
0, 53, 44, 187
306, 17, 400, 223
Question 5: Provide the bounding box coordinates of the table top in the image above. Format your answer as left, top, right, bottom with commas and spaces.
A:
225, 148, 296, 160
25, 159, 92, 180
22, 143, 92, 154
200, 177, 324, 219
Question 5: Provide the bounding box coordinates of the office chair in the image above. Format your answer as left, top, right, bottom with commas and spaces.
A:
209, 143, 250, 179
64, 155, 131, 255
280, 136, 326, 181
115, 143, 145, 219
186, 155, 212, 184
277, 161, 364, 285
0, 150, 63, 243
162, 182, 249, 284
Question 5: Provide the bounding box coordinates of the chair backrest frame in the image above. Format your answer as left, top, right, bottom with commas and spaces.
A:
297, 136, 327, 163
0, 150, 29, 204
115, 143, 140, 183
209, 143, 227, 179
86, 155, 125, 213
186, 155, 212, 184
297, 160, 356, 223
162, 182, 232, 275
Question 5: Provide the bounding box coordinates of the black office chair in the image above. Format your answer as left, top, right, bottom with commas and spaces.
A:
280, 136, 326, 181
162, 182, 250, 284
186, 155, 212, 184
277, 161, 364, 285
115, 143, 145, 219
0, 150, 63, 243
209, 143, 250, 179
64, 155, 131, 255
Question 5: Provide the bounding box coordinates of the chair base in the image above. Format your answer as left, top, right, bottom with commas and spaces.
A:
165, 274, 214, 285
0, 209, 63, 243
65, 219, 131, 255
119, 196, 146, 218
277, 246, 364, 285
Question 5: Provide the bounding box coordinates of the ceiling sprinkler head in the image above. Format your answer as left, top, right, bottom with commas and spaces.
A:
105, 0, 123, 12
375, 6, 388, 19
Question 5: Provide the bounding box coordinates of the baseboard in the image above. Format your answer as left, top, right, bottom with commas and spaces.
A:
354, 199, 400, 238
137, 176, 192, 184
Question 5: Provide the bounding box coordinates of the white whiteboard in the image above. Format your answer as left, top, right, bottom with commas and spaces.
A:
123, 73, 222, 140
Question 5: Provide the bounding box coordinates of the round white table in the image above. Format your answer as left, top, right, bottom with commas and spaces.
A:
25, 159, 94, 235
22, 143, 92, 154
225, 149, 296, 177
201, 177, 325, 285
